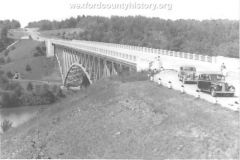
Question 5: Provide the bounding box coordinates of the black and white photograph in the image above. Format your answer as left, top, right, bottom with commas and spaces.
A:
0, 0, 239, 159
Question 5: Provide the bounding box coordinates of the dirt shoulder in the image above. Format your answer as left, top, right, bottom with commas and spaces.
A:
0, 80, 239, 159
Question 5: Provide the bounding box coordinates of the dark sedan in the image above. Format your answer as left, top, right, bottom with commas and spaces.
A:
197, 72, 235, 97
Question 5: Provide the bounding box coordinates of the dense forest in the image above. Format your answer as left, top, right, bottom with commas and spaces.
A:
0, 19, 21, 52
28, 16, 239, 58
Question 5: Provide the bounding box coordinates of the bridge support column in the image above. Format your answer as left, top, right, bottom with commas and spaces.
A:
46, 40, 55, 57
103, 59, 110, 77
63, 50, 67, 78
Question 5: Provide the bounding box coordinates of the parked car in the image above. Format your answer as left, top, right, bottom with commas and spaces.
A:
178, 65, 197, 84
197, 72, 235, 97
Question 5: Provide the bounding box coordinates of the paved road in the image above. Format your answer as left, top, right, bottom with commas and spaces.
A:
152, 70, 239, 111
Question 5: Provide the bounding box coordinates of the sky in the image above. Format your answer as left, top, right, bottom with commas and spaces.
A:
0, 0, 239, 27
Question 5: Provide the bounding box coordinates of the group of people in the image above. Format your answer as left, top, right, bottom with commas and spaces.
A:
148, 67, 164, 78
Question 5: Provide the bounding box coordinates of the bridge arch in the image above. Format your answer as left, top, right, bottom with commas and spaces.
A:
63, 63, 93, 87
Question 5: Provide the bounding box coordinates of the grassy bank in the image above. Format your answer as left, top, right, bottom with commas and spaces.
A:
0, 39, 61, 82
0, 74, 239, 159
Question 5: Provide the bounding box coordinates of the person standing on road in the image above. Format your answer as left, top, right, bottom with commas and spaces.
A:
220, 63, 226, 72
220, 63, 227, 76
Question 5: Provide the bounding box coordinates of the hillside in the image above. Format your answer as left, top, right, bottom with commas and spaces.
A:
0, 39, 61, 82
27, 16, 239, 58
40, 28, 83, 38
8, 28, 28, 39
0, 76, 238, 159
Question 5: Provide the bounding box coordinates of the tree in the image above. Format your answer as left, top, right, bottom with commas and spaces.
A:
56, 87, 64, 97
6, 57, 11, 63
41, 46, 46, 52
1, 27, 8, 44
26, 82, 33, 91
25, 64, 31, 71
51, 85, 58, 93
26, 16, 239, 58
0, 57, 5, 65
10, 19, 21, 29
0, 75, 9, 89
4, 49, 9, 56
0, 70, 4, 75
6, 82, 21, 91
1, 120, 12, 132
14, 86, 23, 97
34, 85, 41, 93
1, 92, 11, 107
6, 71, 13, 78
11, 46, 16, 50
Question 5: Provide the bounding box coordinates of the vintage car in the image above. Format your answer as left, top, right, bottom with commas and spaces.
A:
197, 72, 235, 97
178, 65, 197, 84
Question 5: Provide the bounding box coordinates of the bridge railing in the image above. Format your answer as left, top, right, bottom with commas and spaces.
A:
53, 40, 138, 65
72, 40, 217, 64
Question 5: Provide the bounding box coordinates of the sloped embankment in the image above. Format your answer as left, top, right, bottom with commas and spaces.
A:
0, 76, 239, 159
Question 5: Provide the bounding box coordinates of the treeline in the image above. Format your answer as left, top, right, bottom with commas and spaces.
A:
27, 16, 239, 58
0, 74, 64, 108
0, 19, 21, 52
0, 19, 21, 30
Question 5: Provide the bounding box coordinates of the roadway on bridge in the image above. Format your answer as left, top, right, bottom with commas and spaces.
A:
154, 70, 239, 111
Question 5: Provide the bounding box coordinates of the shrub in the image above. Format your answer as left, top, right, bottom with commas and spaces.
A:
42, 84, 50, 93
11, 46, 16, 50
110, 70, 148, 83
40, 51, 46, 56
6, 71, 14, 78
34, 84, 41, 93
42, 46, 46, 52
25, 64, 31, 71
1, 93, 11, 107
33, 52, 40, 57
0, 92, 20, 107
51, 85, 58, 93
0, 70, 4, 75
6, 57, 11, 63
1, 120, 12, 132
6, 82, 22, 91
0, 57, 5, 65
56, 87, 64, 97
13, 86, 23, 97
4, 49, 9, 56
36, 46, 41, 52
26, 82, 33, 91
0, 75, 9, 89
40, 90, 56, 104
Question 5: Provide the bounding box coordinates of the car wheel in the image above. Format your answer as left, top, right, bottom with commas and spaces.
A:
211, 88, 216, 97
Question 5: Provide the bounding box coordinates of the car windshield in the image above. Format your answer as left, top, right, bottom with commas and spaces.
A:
184, 67, 195, 71
209, 74, 225, 81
